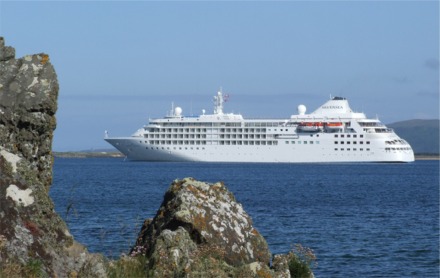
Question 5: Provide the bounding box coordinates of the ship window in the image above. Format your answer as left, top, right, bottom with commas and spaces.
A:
335, 134, 338, 138
360, 148, 363, 151
367, 148, 370, 151
360, 141, 363, 144
310, 134, 313, 137
335, 148, 338, 151
303, 141, 307, 144
298, 141, 301, 144
310, 141, 313, 144
341, 148, 344, 151
341, 134, 345, 138
316, 141, 319, 144
353, 135, 357, 138
286, 141, 289, 144
347, 135, 351, 138
366, 141, 370, 144
347, 148, 350, 151
360, 135, 364, 138
340, 141, 344, 144
353, 148, 357, 151
347, 141, 350, 144
353, 141, 357, 144
292, 141, 295, 144
335, 141, 338, 144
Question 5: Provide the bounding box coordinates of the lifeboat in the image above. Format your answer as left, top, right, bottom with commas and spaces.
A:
297, 122, 323, 132
324, 122, 343, 131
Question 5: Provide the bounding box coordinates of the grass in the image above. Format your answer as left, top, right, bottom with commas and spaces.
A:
288, 244, 317, 278
107, 255, 148, 278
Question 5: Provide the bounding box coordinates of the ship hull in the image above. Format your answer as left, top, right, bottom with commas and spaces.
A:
105, 136, 414, 163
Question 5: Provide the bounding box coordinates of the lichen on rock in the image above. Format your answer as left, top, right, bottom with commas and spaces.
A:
132, 177, 293, 277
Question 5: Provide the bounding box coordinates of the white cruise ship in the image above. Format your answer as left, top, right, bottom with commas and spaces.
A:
105, 90, 414, 163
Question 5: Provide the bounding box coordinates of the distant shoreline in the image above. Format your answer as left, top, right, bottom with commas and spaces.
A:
53, 151, 439, 160
415, 155, 440, 160
53, 151, 124, 158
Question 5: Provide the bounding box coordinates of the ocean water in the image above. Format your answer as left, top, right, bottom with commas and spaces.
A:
50, 159, 439, 277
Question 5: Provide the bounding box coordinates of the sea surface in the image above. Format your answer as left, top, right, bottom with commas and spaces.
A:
50, 158, 439, 277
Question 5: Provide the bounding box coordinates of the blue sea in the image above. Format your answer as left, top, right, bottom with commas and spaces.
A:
49, 158, 439, 277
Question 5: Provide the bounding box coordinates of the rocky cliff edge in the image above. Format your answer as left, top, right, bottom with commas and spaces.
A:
0, 37, 106, 277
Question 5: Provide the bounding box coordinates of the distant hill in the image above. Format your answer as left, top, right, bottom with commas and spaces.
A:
388, 119, 439, 155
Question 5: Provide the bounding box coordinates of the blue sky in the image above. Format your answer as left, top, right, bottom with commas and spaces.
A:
1, 1, 438, 151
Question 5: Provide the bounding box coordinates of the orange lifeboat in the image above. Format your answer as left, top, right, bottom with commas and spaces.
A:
325, 122, 343, 131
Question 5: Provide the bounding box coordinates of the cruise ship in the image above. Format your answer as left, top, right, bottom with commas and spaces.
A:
105, 90, 414, 163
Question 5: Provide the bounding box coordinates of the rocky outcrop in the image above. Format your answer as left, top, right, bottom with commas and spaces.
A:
0, 37, 314, 277
132, 177, 294, 277
0, 37, 106, 277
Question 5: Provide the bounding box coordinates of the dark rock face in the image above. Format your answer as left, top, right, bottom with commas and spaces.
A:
0, 37, 106, 277
133, 177, 279, 276
0, 37, 58, 190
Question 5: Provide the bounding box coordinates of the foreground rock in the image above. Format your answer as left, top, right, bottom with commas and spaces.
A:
132, 177, 299, 277
0, 37, 106, 277
0, 37, 315, 277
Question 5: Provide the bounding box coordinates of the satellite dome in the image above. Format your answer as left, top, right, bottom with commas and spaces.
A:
298, 104, 306, 115
174, 107, 182, 116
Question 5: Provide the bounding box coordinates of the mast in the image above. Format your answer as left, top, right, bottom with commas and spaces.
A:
213, 89, 224, 115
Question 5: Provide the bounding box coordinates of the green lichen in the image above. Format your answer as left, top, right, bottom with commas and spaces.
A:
0, 157, 14, 178
16, 160, 39, 185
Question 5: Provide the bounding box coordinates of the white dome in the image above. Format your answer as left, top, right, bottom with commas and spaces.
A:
174, 107, 182, 116
298, 104, 306, 115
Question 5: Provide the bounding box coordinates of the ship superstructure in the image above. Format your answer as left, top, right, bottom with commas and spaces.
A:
105, 90, 414, 163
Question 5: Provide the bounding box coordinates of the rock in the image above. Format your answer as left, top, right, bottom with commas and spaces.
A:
0, 37, 106, 277
133, 177, 276, 276
0, 37, 15, 61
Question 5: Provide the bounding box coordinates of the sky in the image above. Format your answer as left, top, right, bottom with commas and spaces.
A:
0, 1, 438, 151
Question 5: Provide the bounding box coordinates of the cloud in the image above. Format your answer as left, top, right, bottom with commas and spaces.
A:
424, 58, 439, 71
